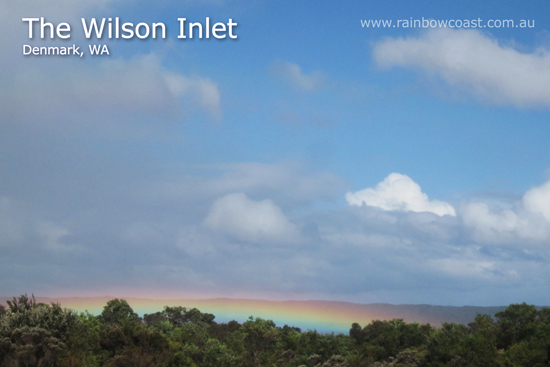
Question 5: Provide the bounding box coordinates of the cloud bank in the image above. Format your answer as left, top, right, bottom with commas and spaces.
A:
3, 157, 550, 305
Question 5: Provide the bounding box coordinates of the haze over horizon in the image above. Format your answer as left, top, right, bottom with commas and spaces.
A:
2, 0, 550, 308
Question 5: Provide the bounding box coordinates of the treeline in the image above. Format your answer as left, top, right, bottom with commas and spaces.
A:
1, 295, 550, 366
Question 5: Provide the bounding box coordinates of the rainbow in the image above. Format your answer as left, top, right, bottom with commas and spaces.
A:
1, 296, 485, 333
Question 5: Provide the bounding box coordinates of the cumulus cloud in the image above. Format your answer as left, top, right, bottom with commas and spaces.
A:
346, 173, 456, 216
373, 28, 550, 107
271, 61, 324, 91
203, 192, 300, 244
462, 180, 550, 243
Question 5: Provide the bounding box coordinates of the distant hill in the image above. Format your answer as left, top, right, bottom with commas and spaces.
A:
0, 296, 529, 333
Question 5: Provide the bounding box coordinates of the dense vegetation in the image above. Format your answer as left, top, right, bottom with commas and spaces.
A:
1, 295, 550, 366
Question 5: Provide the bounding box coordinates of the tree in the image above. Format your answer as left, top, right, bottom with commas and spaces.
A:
424, 322, 468, 367
497, 306, 550, 367
98, 299, 140, 325
350, 319, 429, 362
458, 314, 500, 367
0, 295, 83, 366
349, 323, 363, 345
99, 321, 171, 366
495, 303, 538, 349
201, 338, 239, 367
144, 306, 215, 328
241, 317, 280, 366
6, 293, 37, 313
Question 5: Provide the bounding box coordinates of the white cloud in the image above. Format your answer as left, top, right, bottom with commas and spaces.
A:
346, 173, 456, 216
523, 181, 550, 221
1, 0, 222, 131
462, 180, 550, 243
271, 61, 324, 91
2, 55, 222, 134
373, 28, 550, 107
203, 192, 300, 244
163, 71, 221, 121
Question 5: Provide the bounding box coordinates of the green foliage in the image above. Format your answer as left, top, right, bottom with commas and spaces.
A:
241, 316, 280, 365
98, 299, 140, 326
2, 295, 550, 367
495, 302, 539, 349
350, 319, 430, 365
144, 306, 215, 329
0, 295, 84, 366
99, 321, 171, 367
6, 294, 38, 313
202, 338, 239, 367
496, 305, 550, 367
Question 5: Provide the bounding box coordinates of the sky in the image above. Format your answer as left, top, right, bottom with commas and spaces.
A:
2, 0, 550, 307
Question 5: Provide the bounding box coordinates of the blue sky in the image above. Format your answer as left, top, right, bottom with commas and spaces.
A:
2, 0, 550, 306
